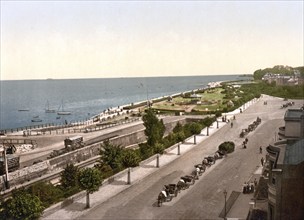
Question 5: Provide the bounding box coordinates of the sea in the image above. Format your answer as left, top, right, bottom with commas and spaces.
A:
0, 75, 251, 130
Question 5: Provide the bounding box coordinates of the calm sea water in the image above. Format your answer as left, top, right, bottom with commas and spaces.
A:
0, 75, 250, 130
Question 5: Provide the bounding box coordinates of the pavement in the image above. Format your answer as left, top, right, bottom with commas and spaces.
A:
42, 99, 259, 220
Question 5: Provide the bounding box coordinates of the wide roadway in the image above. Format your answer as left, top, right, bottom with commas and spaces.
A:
79, 96, 299, 219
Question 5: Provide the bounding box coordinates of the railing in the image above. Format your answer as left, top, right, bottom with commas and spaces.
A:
278, 126, 285, 139
0, 118, 140, 136
0, 139, 37, 145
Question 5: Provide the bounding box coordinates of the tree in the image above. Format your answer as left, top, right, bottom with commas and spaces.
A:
3, 189, 44, 220
60, 163, 80, 196
142, 108, 165, 146
201, 117, 214, 136
78, 167, 103, 208
60, 163, 79, 189
100, 140, 124, 172
188, 122, 203, 135
120, 149, 141, 168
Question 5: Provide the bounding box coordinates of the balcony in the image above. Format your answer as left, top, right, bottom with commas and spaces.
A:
278, 126, 285, 140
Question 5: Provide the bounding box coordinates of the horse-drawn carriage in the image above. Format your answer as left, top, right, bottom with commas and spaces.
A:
165, 184, 178, 197
157, 184, 178, 207
240, 129, 248, 138
194, 164, 206, 175
215, 151, 225, 159
157, 191, 171, 207
203, 156, 215, 166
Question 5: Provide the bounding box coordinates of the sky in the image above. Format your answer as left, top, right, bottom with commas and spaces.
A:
0, 0, 303, 80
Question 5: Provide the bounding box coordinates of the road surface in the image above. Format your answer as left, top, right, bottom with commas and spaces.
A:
77, 95, 300, 219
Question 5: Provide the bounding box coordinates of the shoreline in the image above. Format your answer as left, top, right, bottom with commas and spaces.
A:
0, 79, 248, 133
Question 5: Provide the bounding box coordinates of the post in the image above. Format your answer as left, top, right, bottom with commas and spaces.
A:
223, 189, 227, 219
194, 135, 196, 144
127, 168, 131, 184
3, 149, 10, 189
217, 120, 219, 129
207, 127, 209, 136
177, 143, 181, 155
156, 154, 159, 168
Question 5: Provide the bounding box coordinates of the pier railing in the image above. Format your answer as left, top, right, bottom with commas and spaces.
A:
0, 118, 140, 136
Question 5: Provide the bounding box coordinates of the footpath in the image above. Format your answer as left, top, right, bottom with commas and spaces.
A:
43, 99, 258, 220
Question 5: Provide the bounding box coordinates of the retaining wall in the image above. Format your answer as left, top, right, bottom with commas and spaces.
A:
0, 117, 188, 191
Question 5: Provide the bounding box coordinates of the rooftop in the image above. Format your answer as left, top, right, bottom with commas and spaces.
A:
284, 109, 304, 121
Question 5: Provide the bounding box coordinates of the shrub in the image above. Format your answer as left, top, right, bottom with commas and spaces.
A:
176, 131, 186, 142
215, 112, 222, 117
139, 143, 154, 160
218, 141, 235, 153
153, 142, 165, 154
28, 182, 64, 208
3, 188, 44, 220
94, 162, 113, 179
188, 122, 203, 135
173, 122, 183, 133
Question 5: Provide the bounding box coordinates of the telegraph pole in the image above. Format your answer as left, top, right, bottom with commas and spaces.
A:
2, 146, 10, 189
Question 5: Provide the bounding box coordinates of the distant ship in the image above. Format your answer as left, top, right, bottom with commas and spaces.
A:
18, 109, 29, 112
57, 100, 72, 115
31, 116, 42, 122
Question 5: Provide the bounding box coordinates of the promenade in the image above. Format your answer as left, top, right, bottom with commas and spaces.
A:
43, 98, 259, 220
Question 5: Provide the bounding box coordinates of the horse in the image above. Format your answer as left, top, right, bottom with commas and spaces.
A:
195, 164, 206, 174
157, 192, 166, 207
177, 179, 189, 191
181, 175, 195, 185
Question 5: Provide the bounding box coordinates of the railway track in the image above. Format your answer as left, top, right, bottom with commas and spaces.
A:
0, 156, 100, 199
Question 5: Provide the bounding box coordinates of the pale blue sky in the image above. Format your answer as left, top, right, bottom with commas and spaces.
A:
1, 0, 303, 80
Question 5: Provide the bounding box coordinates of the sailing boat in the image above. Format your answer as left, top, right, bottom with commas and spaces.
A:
57, 100, 71, 115
45, 100, 56, 113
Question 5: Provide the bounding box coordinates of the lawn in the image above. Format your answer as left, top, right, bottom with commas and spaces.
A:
152, 88, 227, 113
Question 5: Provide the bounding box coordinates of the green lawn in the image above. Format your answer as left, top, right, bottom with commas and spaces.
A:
152, 88, 226, 112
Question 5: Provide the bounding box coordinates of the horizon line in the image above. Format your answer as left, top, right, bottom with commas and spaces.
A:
0, 73, 252, 81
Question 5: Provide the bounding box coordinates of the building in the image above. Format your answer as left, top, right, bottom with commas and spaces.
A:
266, 109, 304, 220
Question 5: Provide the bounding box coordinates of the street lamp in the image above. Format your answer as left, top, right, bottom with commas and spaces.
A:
223, 189, 227, 219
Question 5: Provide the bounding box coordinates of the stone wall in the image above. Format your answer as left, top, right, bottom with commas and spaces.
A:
0, 117, 188, 191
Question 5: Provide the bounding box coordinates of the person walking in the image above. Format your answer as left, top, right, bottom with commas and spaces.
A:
259, 146, 262, 154
261, 157, 264, 166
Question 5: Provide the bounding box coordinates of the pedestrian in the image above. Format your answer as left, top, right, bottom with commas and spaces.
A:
259, 146, 262, 154
254, 178, 257, 187
231, 122, 233, 128
245, 138, 248, 144
261, 157, 264, 166
243, 182, 247, 193
233, 115, 236, 120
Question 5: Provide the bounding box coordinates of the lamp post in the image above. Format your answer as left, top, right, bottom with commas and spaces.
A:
223, 189, 227, 219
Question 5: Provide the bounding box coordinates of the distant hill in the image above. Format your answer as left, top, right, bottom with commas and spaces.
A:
253, 65, 304, 80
